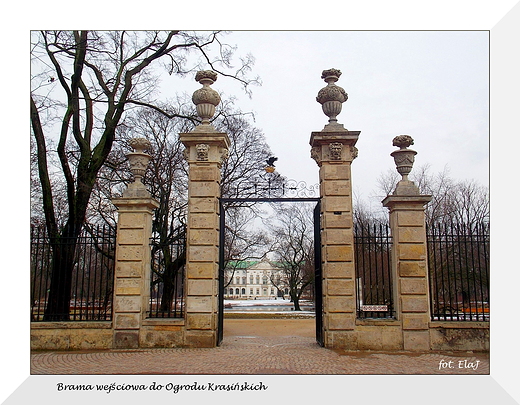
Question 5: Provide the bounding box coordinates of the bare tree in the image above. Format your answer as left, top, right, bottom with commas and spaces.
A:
266, 203, 315, 311
30, 30, 257, 320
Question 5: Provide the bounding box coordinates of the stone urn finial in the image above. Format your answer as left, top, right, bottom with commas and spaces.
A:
192, 70, 221, 126
390, 135, 420, 195
316, 68, 348, 124
127, 137, 152, 184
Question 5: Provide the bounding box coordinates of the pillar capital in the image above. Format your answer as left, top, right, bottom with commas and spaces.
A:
310, 130, 360, 166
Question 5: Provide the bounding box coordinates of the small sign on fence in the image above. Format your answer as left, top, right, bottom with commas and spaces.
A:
361, 305, 388, 312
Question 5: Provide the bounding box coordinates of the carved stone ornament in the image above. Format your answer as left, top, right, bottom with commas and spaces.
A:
127, 137, 152, 182
196, 143, 210, 161
218, 147, 229, 168
310, 146, 321, 165
192, 70, 221, 126
350, 145, 358, 160
316, 68, 348, 124
390, 135, 417, 181
329, 142, 343, 160
392, 134, 414, 149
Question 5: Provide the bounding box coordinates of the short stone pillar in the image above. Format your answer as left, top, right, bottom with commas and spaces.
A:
382, 135, 432, 351
179, 71, 230, 347
310, 69, 360, 348
112, 138, 159, 349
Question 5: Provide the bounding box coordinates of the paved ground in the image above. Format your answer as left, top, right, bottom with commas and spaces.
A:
31, 319, 489, 375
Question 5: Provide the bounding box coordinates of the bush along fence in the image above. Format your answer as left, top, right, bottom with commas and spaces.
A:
30, 224, 116, 322
427, 221, 490, 322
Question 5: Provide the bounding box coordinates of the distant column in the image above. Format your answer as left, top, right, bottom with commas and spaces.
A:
180, 71, 230, 348
112, 138, 159, 349
310, 69, 360, 349
383, 135, 432, 351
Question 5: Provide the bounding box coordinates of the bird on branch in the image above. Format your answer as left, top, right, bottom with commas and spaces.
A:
266, 156, 278, 167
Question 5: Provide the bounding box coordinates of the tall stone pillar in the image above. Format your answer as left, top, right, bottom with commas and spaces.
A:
179, 71, 230, 348
382, 135, 432, 351
112, 138, 159, 349
310, 69, 360, 349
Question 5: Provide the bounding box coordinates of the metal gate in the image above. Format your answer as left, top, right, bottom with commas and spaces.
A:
218, 197, 323, 346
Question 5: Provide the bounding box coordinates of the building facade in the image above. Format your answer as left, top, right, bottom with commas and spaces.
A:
223, 258, 288, 300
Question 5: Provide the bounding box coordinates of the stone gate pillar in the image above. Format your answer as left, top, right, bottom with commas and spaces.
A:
179, 71, 230, 347
310, 69, 360, 349
112, 138, 159, 349
382, 135, 432, 351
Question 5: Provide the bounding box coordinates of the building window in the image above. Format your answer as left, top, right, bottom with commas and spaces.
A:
250, 276, 254, 284
242, 277, 246, 285
263, 288, 267, 295
256, 275, 260, 284
236, 288, 240, 295
250, 288, 253, 295
256, 288, 260, 295
262, 276, 268, 285
271, 289, 274, 295
241, 288, 246, 295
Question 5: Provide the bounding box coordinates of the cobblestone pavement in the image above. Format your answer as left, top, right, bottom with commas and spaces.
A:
31, 334, 489, 375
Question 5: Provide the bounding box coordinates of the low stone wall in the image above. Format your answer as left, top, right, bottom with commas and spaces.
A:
140, 319, 185, 348
31, 322, 112, 351
429, 322, 490, 352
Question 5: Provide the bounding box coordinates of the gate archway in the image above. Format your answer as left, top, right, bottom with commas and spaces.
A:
217, 195, 323, 346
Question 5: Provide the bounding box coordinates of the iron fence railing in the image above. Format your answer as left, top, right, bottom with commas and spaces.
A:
355, 222, 394, 319
427, 222, 490, 321
30, 224, 116, 321
149, 226, 186, 318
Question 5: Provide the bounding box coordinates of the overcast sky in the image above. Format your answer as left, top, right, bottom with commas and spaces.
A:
167, 31, 489, 203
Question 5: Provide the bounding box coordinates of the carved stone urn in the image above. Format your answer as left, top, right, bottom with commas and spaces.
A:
391, 135, 417, 181
127, 137, 151, 184
192, 70, 221, 126
316, 68, 348, 124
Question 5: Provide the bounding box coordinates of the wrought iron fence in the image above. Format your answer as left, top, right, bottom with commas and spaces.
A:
30, 224, 116, 321
427, 222, 490, 321
149, 226, 186, 318
354, 222, 394, 319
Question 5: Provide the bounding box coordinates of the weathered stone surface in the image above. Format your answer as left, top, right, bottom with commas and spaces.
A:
323, 229, 353, 245
397, 211, 424, 227
328, 331, 358, 349
402, 313, 429, 330
117, 228, 145, 245
400, 278, 428, 295
116, 261, 142, 278
188, 229, 218, 245
186, 262, 217, 279
117, 245, 145, 261
327, 313, 355, 330
114, 295, 141, 312
184, 330, 216, 348
322, 212, 353, 229
401, 296, 429, 313
326, 296, 355, 313
189, 197, 218, 213
185, 296, 214, 313
186, 313, 214, 330
397, 227, 426, 243
189, 181, 220, 197
188, 245, 218, 262
187, 279, 215, 296
399, 261, 427, 277
324, 262, 355, 279
403, 330, 430, 351
429, 325, 489, 351
323, 180, 351, 196
357, 329, 383, 350
326, 279, 354, 296
119, 212, 146, 228
190, 166, 219, 181
397, 243, 426, 260
114, 313, 140, 329
322, 196, 351, 212
320, 164, 351, 180
326, 245, 353, 262
189, 213, 219, 229
140, 329, 184, 348
115, 278, 141, 295
114, 331, 139, 349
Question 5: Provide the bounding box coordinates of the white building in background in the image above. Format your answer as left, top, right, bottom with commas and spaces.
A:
223, 258, 289, 300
